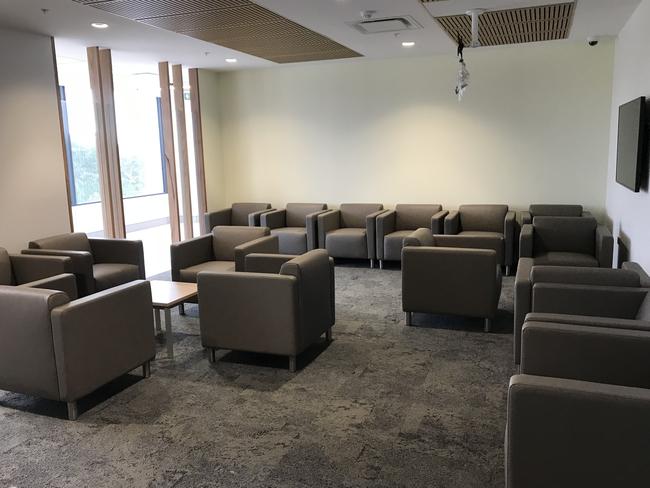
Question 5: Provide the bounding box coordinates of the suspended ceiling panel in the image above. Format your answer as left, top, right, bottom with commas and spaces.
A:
432, 2, 576, 47
72, 0, 361, 63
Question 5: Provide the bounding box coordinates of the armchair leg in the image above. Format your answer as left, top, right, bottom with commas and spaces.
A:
370, 259, 374, 269
142, 361, 151, 378
289, 355, 297, 373
325, 328, 332, 341
484, 318, 492, 333
379, 260, 384, 270
179, 303, 185, 316
67, 401, 78, 421
505, 265, 511, 276
405, 312, 412, 326
208, 348, 217, 364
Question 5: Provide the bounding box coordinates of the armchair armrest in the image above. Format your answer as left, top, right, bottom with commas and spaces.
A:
504, 210, 516, 267
519, 211, 533, 226
234, 235, 279, 271
89, 238, 145, 278
366, 210, 388, 260
20, 273, 78, 300
514, 257, 535, 364
519, 224, 533, 258
317, 210, 340, 248
375, 210, 396, 261
507, 374, 650, 488
205, 208, 232, 231
443, 210, 459, 234
10, 253, 72, 284
260, 209, 286, 230
248, 208, 275, 227
595, 225, 614, 268
22, 249, 94, 296
623, 261, 650, 287
305, 210, 329, 251
532, 283, 648, 319
50, 280, 155, 402
430, 210, 449, 235
170, 234, 213, 282
245, 253, 296, 274
403, 228, 435, 248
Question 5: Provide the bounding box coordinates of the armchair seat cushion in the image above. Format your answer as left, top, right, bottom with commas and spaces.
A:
534, 252, 599, 267
383, 230, 414, 261
271, 227, 308, 255
93, 263, 140, 291
179, 261, 235, 283
326, 228, 368, 259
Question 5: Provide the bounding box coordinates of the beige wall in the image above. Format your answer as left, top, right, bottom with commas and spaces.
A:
0, 28, 71, 252
204, 40, 614, 218
605, 0, 650, 269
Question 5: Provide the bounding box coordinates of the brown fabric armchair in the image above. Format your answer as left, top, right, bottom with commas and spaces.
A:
519, 216, 613, 267
402, 229, 502, 332
197, 249, 335, 372
204, 202, 272, 231
318, 203, 386, 267
513, 259, 648, 364
441, 204, 516, 274
23, 233, 145, 297
375, 204, 448, 268
0, 280, 155, 420
520, 204, 592, 226
507, 318, 650, 488
260, 203, 328, 254
1, 247, 77, 298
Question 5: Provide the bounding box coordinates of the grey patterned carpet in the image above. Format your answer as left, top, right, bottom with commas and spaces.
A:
0, 262, 516, 487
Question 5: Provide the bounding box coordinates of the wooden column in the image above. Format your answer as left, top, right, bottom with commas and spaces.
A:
188, 68, 208, 235
158, 62, 181, 243
172, 64, 194, 239
87, 46, 126, 238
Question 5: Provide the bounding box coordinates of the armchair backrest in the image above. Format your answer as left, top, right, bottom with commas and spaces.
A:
529, 204, 583, 218
0, 286, 70, 400
395, 204, 442, 230
212, 226, 270, 261
286, 203, 327, 227
339, 203, 383, 228
533, 216, 596, 255
231, 202, 271, 226
29, 233, 92, 255
0, 247, 14, 285
280, 249, 333, 335
458, 205, 508, 233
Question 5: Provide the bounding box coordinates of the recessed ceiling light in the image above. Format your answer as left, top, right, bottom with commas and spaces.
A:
225, 58, 238, 63
91, 22, 109, 29
402, 41, 415, 48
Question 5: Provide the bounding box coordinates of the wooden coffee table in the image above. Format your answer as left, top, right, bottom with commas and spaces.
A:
150, 280, 198, 359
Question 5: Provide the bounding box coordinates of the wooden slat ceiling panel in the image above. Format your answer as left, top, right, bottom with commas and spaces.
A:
72, 0, 361, 63
434, 2, 575, 47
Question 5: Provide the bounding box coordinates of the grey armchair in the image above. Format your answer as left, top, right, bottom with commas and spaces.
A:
260, 203, 328, 254
0, 280, 155, 420
318, 203, 386, 267
507, 319, 650, 487
1, 246, 77, 298
24, 233, 145, 297
519, 216, 613, 267
441, 204, 516, 274
204, 202, 272, 231
197, 249, 335, 372
513, 259, 648, 364
520, 203, 592, 226
402, 229, 502, 332
375, 204, 448, 268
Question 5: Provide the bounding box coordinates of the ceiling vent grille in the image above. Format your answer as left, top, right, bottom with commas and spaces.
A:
352, 16, 422, 34
434, 2, 576, 47
72, 0, 362, 64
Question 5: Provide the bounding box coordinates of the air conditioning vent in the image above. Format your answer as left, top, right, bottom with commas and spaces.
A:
352, 16, 422, 34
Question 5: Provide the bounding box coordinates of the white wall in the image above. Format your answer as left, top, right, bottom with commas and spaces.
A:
605, 0, 650, 269
0, 28, 71, 252
205, 40, 614, 218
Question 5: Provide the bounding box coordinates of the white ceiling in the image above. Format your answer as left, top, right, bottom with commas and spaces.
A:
0, 0, 642, 72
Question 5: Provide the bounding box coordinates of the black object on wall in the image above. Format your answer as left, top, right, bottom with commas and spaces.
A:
615, 96, 648, 192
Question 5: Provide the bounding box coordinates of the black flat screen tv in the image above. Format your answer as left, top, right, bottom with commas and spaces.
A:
616, 96, 647, 192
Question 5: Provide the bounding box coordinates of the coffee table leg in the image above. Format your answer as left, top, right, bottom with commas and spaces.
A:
154, 309, 162, 333
164, 308, 173, 359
